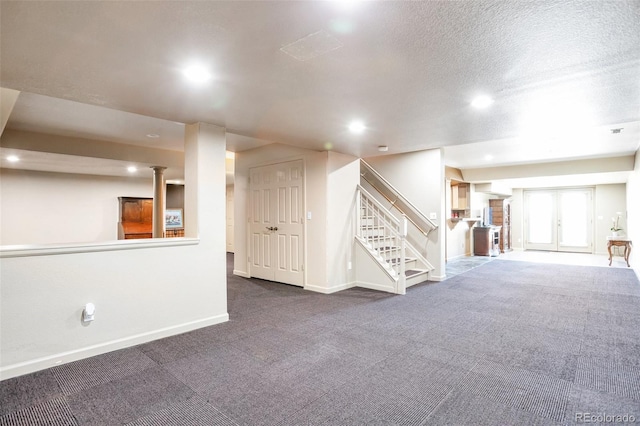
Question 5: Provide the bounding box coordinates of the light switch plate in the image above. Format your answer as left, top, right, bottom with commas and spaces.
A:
429, 212, 437, 220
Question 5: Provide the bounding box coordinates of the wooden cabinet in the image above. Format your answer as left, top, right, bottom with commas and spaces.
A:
451, 182, 470, 219
118, 197, 153, 239
473, 226, 501, 256
489, 199, 512, 253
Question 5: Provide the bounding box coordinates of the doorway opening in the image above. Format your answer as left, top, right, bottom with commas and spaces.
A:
524, 188, 593, 253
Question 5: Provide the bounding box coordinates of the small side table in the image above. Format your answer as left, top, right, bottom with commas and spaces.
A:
607, 237, 632, 267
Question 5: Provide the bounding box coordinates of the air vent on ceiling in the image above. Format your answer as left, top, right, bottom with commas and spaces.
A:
611, 128, 623, 134
280, 30, 343, 61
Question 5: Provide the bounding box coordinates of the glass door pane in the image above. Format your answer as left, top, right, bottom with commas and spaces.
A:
558, 189, 592, 252
524, 191, 557, 251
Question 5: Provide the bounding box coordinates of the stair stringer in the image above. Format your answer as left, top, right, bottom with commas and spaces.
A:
354, 237, 399, 294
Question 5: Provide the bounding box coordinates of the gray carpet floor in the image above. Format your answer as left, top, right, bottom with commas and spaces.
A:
2, 254, 639, 425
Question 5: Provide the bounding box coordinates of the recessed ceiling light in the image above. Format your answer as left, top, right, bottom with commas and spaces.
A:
127, 166, 137, 173
146, 133, 160, 138
182, 64, 212, 84
484, 154, 493, 161
7, 155, 19, 163
348, 121, 366, 134
471, 95, 494, 109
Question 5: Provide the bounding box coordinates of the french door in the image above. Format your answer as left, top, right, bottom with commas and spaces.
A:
524, 188, 593, 253
249, 160, 304, 286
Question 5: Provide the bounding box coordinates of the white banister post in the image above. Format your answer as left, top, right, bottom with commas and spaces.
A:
356, 187, 362, 238
401, 215, 408, 238
398, 215, 408, 295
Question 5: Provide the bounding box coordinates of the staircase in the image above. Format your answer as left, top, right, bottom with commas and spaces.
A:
360, 159, 437, 236
355, 185, 434, 294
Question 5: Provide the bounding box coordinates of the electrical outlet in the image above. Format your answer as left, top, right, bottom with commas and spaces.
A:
429, 212, 437, 220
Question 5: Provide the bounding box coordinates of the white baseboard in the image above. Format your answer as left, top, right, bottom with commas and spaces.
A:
233, 270, 250, 278
0, 313, 229, 381
353, 281, 396, 294
305, 282, 355, 294
446, 253, 468, 261
429, 274, 446, 282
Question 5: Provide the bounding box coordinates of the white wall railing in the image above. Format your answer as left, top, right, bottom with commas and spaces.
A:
360, 159, 437, 235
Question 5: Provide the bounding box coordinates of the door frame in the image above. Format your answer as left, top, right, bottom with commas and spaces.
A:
523, 187, 594, 253
246, 157, 306, 287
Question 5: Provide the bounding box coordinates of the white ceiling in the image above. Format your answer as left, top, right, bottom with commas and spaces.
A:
444, 121, 640, 169
1, 1, 639, 184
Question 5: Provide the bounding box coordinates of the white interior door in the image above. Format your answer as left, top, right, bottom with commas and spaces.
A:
524, 188, 593, 253
249, 160, 304, 286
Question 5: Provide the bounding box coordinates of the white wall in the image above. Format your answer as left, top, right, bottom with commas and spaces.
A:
233, 144, 360, 293
326, 152, 359, 288
365, 149, 446, 280
594, 184, 627, 254
0, 122, 228, 379
471, 189, 494, 222
234, 144, 328, 289
0, 169, 153, 245
463, 156, 635, 182
626, 150, 639, 277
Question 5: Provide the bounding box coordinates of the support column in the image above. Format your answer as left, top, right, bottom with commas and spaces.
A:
151, 166, 167, 238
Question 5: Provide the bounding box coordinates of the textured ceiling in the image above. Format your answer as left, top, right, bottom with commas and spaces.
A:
1, 1, 639, 166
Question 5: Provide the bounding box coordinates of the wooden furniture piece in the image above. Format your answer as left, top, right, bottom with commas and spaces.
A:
165, 228, 185, 238
451, 182, 470, 219
607, 237, 632, 267
473, 226, 501, 257
118, 197, 153, 239
489, 198, 512, 253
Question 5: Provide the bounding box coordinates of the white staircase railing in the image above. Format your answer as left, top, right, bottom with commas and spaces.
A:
360, 159, 437, 235
356, 185, 408, 294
